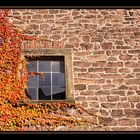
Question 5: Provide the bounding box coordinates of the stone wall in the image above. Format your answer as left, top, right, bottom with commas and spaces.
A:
9, 9, 140, 131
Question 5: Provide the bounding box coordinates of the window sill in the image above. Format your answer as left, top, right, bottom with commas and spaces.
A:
19, 99, 75, 105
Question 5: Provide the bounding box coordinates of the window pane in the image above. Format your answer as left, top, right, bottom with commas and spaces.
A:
26, 56, 67, 101
39, 73, 51, 86
39, 87, 51, 100
28, 88, 38, 100
27, 61, 37, 71
28, 75, 38, 87
52, 61, 64, 72
52, 87, 66, 100
39, 60, 51, 72
52, 73, 65, 87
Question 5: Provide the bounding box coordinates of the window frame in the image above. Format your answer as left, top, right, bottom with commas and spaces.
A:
24, 48, 74, 103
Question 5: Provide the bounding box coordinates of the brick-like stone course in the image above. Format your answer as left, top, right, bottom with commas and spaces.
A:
9, 9, 140, 131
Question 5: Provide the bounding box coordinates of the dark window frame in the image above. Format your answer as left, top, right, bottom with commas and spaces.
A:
24, 48, 74, 103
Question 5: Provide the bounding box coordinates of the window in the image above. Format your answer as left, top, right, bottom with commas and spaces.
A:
24, 48, 74, 102
0, 37, 4, 46
26, 56, 65, 100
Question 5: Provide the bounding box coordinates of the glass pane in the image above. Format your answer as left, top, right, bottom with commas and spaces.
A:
39, 87, 51, 100
39, 73, 51, 86
52, 61, 64, 73
39, 60, 51, 72
52, 73, 65, 87
27, 61, 37, 71
52, 87, 66, 100
28, 88, 38, 100
27, 75, 38, 87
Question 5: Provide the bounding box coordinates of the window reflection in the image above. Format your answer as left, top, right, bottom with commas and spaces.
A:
28, 88, 38, 100
52, 73, 65, 87
39, 60, 51, 72
39, 87, 51, 100
28, 75, 38, 87
27, 61, 37, 71
52, 87, 66, 100
52, 61, 64, 72
39, 73, 51, 86
27, 56, 66, 100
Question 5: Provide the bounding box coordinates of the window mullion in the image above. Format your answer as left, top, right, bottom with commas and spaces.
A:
50, 61, 53, 100
37, 60, 39, 100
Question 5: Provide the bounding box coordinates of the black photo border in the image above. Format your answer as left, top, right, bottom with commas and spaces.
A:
0, 0, 140, 138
